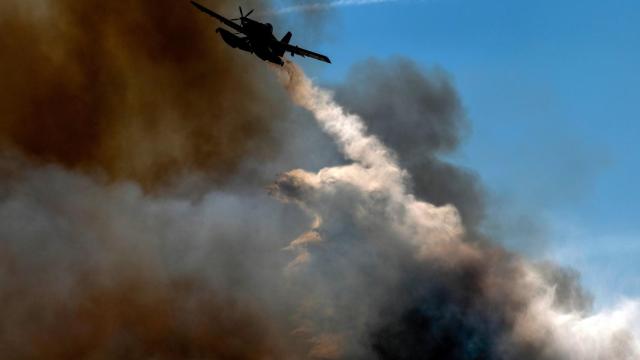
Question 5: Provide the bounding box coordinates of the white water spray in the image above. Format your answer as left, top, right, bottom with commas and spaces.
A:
272, 61, 640, 359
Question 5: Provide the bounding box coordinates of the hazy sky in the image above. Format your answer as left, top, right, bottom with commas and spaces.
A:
281, 0, 640, 307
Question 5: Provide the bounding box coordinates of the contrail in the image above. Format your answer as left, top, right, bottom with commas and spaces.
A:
273, 0, 401, 14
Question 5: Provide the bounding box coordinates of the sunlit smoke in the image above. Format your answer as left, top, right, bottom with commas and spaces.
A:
271, 61, 640, 359
274, 61, 464, 257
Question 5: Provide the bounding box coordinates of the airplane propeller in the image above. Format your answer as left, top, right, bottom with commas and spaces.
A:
231, 6, 254, 21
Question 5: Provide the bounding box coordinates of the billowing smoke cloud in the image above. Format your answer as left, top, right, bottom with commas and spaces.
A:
333, 58, 486, 233
270, 62, 640, 359
0, 157, 306, 358
1, 1, 638, 357
0, 0, 286, 190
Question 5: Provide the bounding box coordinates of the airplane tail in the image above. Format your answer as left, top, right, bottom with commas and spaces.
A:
281, 31, 292, 45
277, 32, 292, 57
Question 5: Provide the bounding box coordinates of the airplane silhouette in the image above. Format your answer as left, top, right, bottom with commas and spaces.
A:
191, 1, 331, 65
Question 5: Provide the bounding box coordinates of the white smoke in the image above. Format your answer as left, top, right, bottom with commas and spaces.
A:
272, 61, 640, 359
279, 61, 463, 246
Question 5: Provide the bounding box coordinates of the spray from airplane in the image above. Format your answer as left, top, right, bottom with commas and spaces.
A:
270, 61, 640, 359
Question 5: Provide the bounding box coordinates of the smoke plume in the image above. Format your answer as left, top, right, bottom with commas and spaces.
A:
0, 1, 638, 358
270, 62, 640, 359
0, 0, 286, 190
333, 58, 485, 233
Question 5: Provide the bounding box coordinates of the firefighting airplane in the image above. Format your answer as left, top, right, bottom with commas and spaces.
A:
191, 1, 332, 65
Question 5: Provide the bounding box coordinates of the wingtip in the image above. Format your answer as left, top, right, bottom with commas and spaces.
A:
191, 1, 205, 10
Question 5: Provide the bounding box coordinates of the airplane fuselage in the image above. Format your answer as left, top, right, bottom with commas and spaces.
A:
217, 18, 284, 65
241, 19, 282, 64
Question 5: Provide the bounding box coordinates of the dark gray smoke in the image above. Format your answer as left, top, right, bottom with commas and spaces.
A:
273, 61, 640, 359
0, 155, 313, 358
0, 1, 638, 356
334, 58, 486, 233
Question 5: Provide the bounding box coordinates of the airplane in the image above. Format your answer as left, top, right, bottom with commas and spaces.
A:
191, 1, 331, 66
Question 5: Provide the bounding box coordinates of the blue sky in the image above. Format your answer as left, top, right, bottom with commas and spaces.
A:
276, 0, 640, 307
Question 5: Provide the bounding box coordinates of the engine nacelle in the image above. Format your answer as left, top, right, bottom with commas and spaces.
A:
216, 28, 238, 48
216, 28, 251, 52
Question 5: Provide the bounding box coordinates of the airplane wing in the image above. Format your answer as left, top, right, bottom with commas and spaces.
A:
282, 44, 332, 64
191, 1, 245, 34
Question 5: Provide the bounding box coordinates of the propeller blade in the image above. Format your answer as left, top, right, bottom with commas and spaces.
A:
238, 6, 243, 17
245, 9, 254, 17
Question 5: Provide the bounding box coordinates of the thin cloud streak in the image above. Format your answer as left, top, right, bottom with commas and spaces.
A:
273, 0, 401, 14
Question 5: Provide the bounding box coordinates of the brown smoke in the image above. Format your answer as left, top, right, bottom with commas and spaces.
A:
2, 1, 637, 357
1, 276, 285, 359
0, 0, 288, 189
